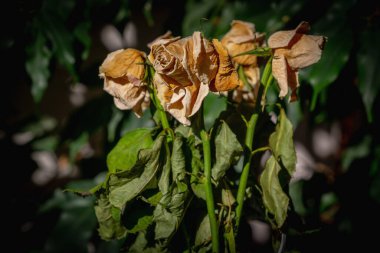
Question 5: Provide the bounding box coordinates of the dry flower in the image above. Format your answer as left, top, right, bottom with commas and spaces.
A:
149, 31, 238, 125
221, 20, 265, 102
99, 48, 149, 117
268, 21, 326, 101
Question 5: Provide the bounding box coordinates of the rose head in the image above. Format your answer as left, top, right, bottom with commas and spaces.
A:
268, 21, 327, 101
222, 20, 266, 103
99, 49, 149, 117
149, 32, 238, 125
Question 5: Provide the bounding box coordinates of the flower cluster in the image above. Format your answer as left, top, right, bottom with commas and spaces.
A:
99, 20, 326, 125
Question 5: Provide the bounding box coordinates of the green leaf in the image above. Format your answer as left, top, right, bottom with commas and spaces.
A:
269, 109, 296, 175
171, 134, 187, 181
300, 2, 354, 109
25, 31, 52, 103
194, 215, 212, 249
212, 121, 243, 182
154, 167, 190, 245
357, 29, 380, 122
260, 155, 289, 228
154, 132, 190, 245
107, 128, 154, 173
232, 47, 271, 57
128, 231, 163, 253
189, 136, 206, 200
109, 135, 165, 210
94, 194, 127, 240
124, 199, 154, 234
158, 143, 171, 195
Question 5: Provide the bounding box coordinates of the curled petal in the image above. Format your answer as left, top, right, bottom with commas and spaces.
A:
99, 48, 149, 116
103, 77, 147, 115
154, 73, 173, 109
154, 73, 209, 125
272, 50, 290, 98
211, 39, 240, 92
272, 50, 300, 101
268, 21, 310, 49
147, 31, 177, 49
99, 49, 146, 79
192, 32, 219, 85
222, 20, 256, 44
221, 20, 262, 65
286, 35, 326, 69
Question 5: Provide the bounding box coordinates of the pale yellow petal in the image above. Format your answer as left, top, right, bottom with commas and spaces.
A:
153, 73, 172, 109
211, 39, 240, 92
272, 51, 289, 98
188, 83, 209, 117
167, 87, 189, 125
104, 78, 146, 110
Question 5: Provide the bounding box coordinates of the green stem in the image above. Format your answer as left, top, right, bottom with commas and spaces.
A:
235, 57, 274, 230
235, 113, 258, 228
201, 130, 219, 253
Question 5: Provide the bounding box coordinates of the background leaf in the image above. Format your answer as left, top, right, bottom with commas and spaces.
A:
357, 29, 380, 122
25, 31, 52, 103
300, 1, 354, 109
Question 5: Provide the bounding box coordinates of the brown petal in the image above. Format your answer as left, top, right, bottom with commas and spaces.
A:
286, 35, 326, 69
222, 20, 256, 44
192, 31, 218, 85
268, 21, 310, 49
272, 49, 301, 101
226, 41, 257, 65
211, 39, 240, 92
147, 31, 176, 49
99, 49, 146, 79
221, 20, 260, 65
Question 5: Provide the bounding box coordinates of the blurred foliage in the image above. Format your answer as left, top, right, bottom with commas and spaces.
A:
1, 0, 379, 252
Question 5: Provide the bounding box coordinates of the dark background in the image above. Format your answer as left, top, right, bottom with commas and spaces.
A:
1, 0, 379, 252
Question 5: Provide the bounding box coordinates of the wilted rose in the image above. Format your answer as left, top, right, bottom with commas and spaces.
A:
268, 21, 326, 101
221, 20, 265, 103
149, 31, 238, 125
99, 49, 149, 117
